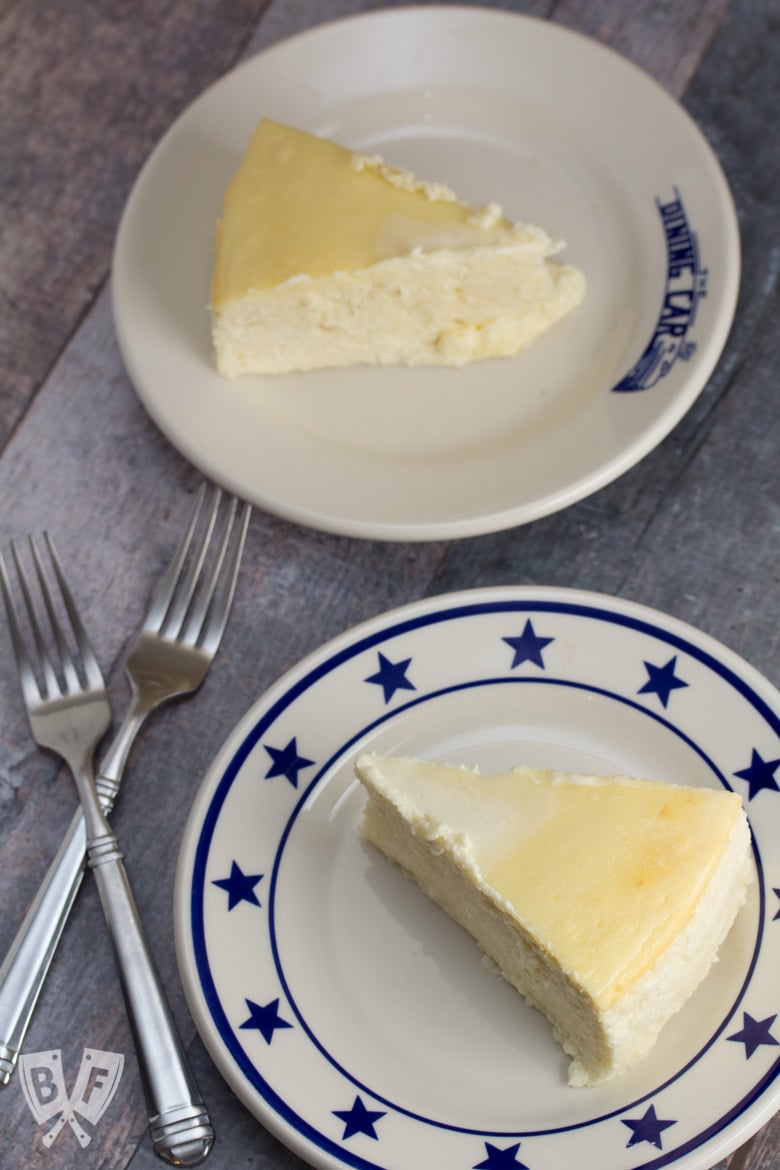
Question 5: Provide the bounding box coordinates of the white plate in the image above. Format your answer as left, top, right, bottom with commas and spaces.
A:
175, 586, 780, 1170
113, 7, 740, 541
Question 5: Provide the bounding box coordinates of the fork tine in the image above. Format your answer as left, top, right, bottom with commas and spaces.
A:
179, 495, 235, 647
143, 483, 207, 635
43, 534, 106, 692
27, 537, 82, 695
180, 497, 249, 649
0, 550, 43, 707
161, 487, 222, 640
10, 542, 62, 701
193, 500, 251, 655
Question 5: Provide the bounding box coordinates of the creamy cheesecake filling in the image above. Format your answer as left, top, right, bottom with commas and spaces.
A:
213, 246, 583, 375
360, 775, 614, 1080
589, 818, 753, 1085
210, 119, 585, 376
356, 754, 752, 1086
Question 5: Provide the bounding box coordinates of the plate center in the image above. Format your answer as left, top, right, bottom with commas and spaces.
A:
270, 683, 759, 1133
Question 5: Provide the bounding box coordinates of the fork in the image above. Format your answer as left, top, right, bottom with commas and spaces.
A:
0, 532, 216, 1166
0, 488, 248, 1160
0, 486, 250, 1090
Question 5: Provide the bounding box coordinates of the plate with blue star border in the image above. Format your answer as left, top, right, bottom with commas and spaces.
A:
174, 586, 780, 1170
113, 6, 740, 541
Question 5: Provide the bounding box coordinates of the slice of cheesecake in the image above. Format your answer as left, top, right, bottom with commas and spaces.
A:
355, 753, 752, 1086
211, 119, 585, 376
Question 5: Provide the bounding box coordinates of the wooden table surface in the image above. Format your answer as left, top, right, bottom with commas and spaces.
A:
1, 1, 778, 1168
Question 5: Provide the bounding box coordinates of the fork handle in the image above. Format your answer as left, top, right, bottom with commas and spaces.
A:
88, 833, 214, 1166
0, 705, 144, 1084
0, 808, 88, 1082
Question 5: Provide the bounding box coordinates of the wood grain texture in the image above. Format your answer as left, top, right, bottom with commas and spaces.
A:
552, 0, 732, 95
0, 0, 270, 451
0, 0, 777, 1168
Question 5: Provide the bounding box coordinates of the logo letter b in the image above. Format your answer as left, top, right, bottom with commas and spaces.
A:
30, 1065, 59, 1106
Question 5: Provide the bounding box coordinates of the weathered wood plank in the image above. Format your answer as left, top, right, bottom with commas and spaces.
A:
553, 0, 732, 96
247, 0, 554, 55
727, 1119, 780, 1170
0, 0, 271, 451
0, 0, 776, 1168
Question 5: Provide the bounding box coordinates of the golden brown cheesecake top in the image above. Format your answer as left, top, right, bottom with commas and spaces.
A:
211, 119, 520, 307
356, 755, 745, 1010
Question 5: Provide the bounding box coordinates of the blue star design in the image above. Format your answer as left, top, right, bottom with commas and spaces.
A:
502, 620, 554, 669
734, 749, 780, 800
332, 1095, 386, 1140
773, 888, 780, 922
239, 997, 292, 1044
637, 655, 689, 708
474, 1140, 529, 1168
212, 861, 263, 910
621, 1104, 677, 1149
727, 1012, 779, 1059
364, 651, 416, 704
264, 737, 315, 788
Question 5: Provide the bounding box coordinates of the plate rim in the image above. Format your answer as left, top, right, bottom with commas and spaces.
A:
112, 5, 741, 542
174, 584, 780, 1170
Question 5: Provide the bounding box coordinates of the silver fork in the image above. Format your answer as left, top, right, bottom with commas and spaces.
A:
0, 534, 214, 1165
0, 535, 215, 1167
0, 533, 211, 1166
0, 487, 249, 1160
0, 486, 250, 1088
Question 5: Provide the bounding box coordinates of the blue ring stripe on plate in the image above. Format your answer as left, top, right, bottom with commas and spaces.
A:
625, 1053, 780, 1170
265, 676, 766, 1137
188, 598, 779, 1167
193, 603, 779, 795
